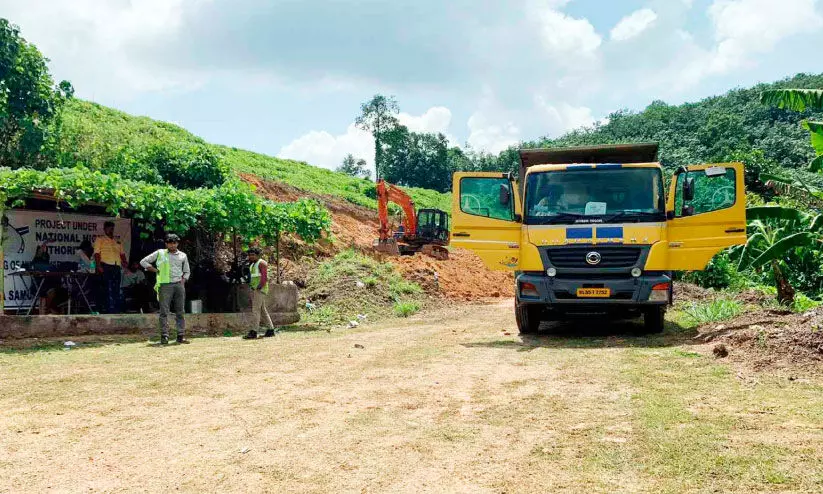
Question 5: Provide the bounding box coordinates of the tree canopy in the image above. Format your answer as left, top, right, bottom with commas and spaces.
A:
0, 18, 73, 169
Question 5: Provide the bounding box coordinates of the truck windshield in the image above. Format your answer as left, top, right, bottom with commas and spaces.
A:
525, 167, 665, 225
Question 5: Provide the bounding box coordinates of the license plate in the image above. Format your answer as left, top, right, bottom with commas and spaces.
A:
576, 288, 611, 298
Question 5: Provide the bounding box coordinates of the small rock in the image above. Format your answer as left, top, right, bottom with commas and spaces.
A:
355, 281, 365, 289
748, 324, 764, 331
64, 341, 76, 347
354, 344, 365, 349
714, 324, 726, 331
713, 344, 729, 358
239, 447, 251, 454
348, 320, 360, 329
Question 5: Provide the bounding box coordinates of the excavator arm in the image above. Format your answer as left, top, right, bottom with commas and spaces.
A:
376, 179, 417, 241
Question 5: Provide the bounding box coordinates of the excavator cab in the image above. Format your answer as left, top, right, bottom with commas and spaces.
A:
416, 209, 450, 244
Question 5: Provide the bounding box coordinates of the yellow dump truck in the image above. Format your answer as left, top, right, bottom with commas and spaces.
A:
451, 143, 747, 334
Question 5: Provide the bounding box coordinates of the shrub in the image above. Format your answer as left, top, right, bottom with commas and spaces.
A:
791, 293, 820, 313
682, 250, 744, 290
393, 300, 421, 318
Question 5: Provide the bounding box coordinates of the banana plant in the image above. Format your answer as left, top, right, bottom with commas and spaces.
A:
761, 89, 823, 171
739, 206, 823, 304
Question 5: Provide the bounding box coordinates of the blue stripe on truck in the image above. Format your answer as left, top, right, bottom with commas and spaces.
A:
596, 226, 623, 239
565, 227, 593, 239
595, 163, 622, 169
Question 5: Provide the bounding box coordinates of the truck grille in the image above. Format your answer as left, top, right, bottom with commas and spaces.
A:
547, 247, 641, 268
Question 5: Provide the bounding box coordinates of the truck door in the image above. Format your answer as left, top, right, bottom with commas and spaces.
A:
452, 172, 522, 271
665, 162, 746, 270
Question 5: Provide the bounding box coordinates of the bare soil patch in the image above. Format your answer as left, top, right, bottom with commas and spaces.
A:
3, 301, 822, 493
695, 307, 823, 372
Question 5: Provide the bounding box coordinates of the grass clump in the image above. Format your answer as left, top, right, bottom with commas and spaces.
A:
681, 299, 744, 327
302, 249, 424, 326
393, 301, 421, 318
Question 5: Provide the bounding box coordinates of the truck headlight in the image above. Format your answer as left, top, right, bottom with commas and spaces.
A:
631, 268, 642, 278
546, 268, 557, 277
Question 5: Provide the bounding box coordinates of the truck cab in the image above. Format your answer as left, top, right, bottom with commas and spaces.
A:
451, 143, 747, 334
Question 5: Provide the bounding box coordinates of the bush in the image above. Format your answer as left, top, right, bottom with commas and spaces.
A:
393, 300, 421, 318
106, 143, 228, 189
681, 250, 744, 290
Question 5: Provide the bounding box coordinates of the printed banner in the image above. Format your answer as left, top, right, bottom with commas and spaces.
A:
2, 210, 131, 308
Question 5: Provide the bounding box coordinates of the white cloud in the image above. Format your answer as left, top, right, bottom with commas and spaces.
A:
532, 4, 602, 65
398, 106, 452, 134
278, 106, 458, 172
662, 0, 823, 89
707, 0, 822, 73
610, 9, 658, 41
466, 113, 520, 154
535, 96, 596, 136
277, 124, 374, 172
0, 0, 205, 99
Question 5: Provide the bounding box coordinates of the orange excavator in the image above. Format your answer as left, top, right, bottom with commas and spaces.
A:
373, 179, 450, 260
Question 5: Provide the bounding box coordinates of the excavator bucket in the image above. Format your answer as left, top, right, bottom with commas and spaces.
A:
373, 238, 401, 256
421, 244, 449, 261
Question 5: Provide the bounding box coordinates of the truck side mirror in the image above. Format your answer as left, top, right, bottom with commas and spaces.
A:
683, 176, 695, 202
499, 184, 511, 206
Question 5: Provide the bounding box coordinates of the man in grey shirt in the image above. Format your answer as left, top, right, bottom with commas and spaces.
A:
140, 234, 191, 345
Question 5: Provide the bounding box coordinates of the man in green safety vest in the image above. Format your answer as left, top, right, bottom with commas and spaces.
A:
140, 234, 191, 345
242, 247, 276, 340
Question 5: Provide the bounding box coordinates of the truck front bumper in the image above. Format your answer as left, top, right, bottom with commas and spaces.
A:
516, 272, 672, 311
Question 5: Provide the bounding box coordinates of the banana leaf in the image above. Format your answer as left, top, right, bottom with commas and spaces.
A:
761, 89, 823, 112
741, 232, 817, 271
802, 121, 823, 155
811, 155, 823, 173
738, 232, 766, 270
810, 214, 823, 232
746, 206, 806, 222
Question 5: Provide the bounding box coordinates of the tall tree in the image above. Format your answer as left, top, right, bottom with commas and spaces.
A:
336, 153, 371, 179
355, 94, 399, 180
0, 18, 73, 168
382, 125, 453, 192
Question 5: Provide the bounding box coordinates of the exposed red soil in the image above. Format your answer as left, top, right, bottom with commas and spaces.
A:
240, 173, 512, 301
694, 307, 823, 373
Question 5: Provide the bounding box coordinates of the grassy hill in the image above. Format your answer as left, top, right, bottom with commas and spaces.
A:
57, 99, 451, 212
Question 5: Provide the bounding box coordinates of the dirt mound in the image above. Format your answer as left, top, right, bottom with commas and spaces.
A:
389, 249, 513, 301
695, 308, 823, 372
241, 174, 512, 301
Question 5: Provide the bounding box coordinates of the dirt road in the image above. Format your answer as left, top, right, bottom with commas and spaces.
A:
2, 301, 822, 493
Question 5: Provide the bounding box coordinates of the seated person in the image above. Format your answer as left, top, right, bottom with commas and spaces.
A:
121, 261, 153, 313
31, 241, 63, 314
76, 240, 95, 273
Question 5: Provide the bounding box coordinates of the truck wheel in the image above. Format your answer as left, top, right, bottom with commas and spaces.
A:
643, 307, 665, 334
515, 299, 542, 335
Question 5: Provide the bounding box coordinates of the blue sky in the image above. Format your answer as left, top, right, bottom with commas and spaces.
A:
3, 0, 822, 174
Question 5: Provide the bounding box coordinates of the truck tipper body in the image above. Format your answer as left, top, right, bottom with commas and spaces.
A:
451, 143, 747, 333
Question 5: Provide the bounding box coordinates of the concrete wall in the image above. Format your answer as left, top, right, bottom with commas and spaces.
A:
0, 283, 301, 340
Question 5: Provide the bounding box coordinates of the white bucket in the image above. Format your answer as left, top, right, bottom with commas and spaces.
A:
189, 300, 203, 314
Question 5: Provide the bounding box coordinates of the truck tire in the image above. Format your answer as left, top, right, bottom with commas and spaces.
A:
515, 299, 542, 335
643, 306, 665, 334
